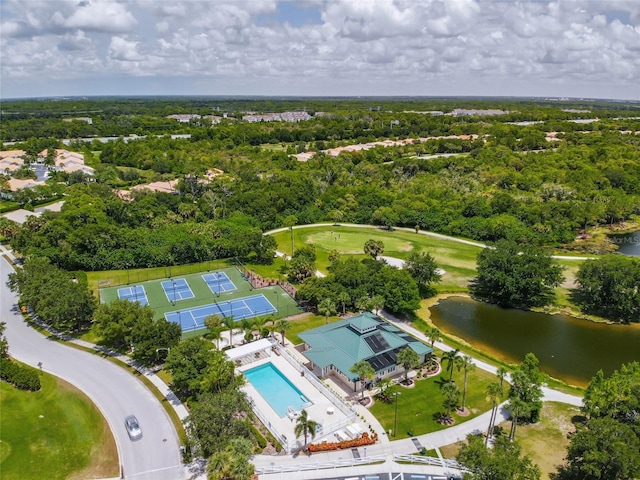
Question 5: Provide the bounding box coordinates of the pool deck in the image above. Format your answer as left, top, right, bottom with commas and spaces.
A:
236, 344, 359, 452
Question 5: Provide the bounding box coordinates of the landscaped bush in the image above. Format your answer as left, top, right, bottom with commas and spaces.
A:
307, 432, 378, 452
0, 358, 41, 391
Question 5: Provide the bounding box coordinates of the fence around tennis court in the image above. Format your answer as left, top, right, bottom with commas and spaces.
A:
95, 259, 233, 289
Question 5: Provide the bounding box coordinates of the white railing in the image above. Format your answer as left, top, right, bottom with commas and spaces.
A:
254, 454, 388, 474
273, 340, 356, 419
393, 453, 464, 470
248, 398, 293, 453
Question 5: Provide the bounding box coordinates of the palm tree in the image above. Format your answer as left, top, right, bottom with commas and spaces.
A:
337, 291, 351, 315
294, 409, 319, 449
222, 315, 236, 348
204, 314, 224, 349
363, 239, 384, 259
349, 360, 375, 399
397, 347, 420, 382
460, 355, 476, 411
496, 366, 508, 389
441, 380, 460, 420
252, 316, 267, 339
507, 397, 529, 441
371, 294, 385, 315
241, 317, 255, 343
356, 295, 373, 312
283, 215, 298, 257
317, 298, 337, 324
442, 348, 462, 382
426, 326, 442, 348
275, 319, 291, 346
485, 381, 504, 446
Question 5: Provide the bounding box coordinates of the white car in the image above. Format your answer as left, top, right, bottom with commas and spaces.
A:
124, 415, 142, 441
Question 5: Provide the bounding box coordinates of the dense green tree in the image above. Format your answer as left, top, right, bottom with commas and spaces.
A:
555, 418, 640, 480
509, 353, 544, 424
207, 437, 255, 480
7, 257, 96, 332
165, 337, 215, 399
582, 361, 640, 425
130, 316, 182, 367
471, 240, 564, 308
93, 299, 154, 349
288, 245, 317, 283
457, 434, 541, 480
371, 265, 420, 313
404, 251, 441, 295
186, 389, 252, 458
575, 255, 640, 323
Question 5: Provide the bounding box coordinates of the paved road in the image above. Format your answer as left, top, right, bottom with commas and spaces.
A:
0, 256, 183, 480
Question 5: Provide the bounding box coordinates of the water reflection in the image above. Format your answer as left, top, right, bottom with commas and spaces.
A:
430, 296, 640, 387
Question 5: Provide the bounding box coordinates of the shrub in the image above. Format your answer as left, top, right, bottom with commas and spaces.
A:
250, 424, 268, 449
0, 358, 41, 391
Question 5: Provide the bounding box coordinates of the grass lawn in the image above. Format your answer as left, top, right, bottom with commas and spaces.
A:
270, 225, 484, 293
284, 312, 342, 346
441, 401, 580, 480
369, 364, 496, 439
0, 371, 118, 480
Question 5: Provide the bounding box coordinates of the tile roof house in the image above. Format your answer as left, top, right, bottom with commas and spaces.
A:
299, 312, 432, 391
0, 150, 26, 174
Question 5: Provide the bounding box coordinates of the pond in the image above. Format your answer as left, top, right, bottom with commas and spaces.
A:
430, 296, 640, 387
610, 230, 640, 256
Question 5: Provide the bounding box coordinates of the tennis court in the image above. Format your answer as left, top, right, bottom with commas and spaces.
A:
117, 285, 149, 306
165, 294, 276, 332
161, 278, 195, 303
202, 272, 237, 295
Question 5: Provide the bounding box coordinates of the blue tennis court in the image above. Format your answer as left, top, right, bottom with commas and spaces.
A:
117, 285, 148, 306
202, 272, 237, 295
165, 294, 276, 331
161, 278, 195, 303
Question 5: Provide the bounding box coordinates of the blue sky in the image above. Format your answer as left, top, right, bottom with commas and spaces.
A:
1, 0, 639, 100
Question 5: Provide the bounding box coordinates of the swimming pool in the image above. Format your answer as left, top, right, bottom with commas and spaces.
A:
244, 363, 309, 417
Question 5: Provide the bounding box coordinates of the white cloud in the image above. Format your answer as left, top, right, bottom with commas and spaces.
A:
1, 0, 639, 99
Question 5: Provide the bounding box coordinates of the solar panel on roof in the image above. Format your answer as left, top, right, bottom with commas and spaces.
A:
364, 332, 390, 353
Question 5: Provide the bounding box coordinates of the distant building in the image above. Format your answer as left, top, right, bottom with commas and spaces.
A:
299, 312, 432, 391
243, 111, 312, 123
0, 150, 26, 175
448, 109, 508, 117
62, 117, 93, 124
167, 114, 202, 123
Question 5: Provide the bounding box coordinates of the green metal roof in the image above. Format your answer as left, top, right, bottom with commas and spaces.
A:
299, 312, 433, 381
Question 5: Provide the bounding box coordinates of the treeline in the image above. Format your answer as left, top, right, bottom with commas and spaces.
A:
10, 184, 276, 271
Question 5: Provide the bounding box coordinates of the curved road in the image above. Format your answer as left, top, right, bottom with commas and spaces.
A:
1, 256, 183, 480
